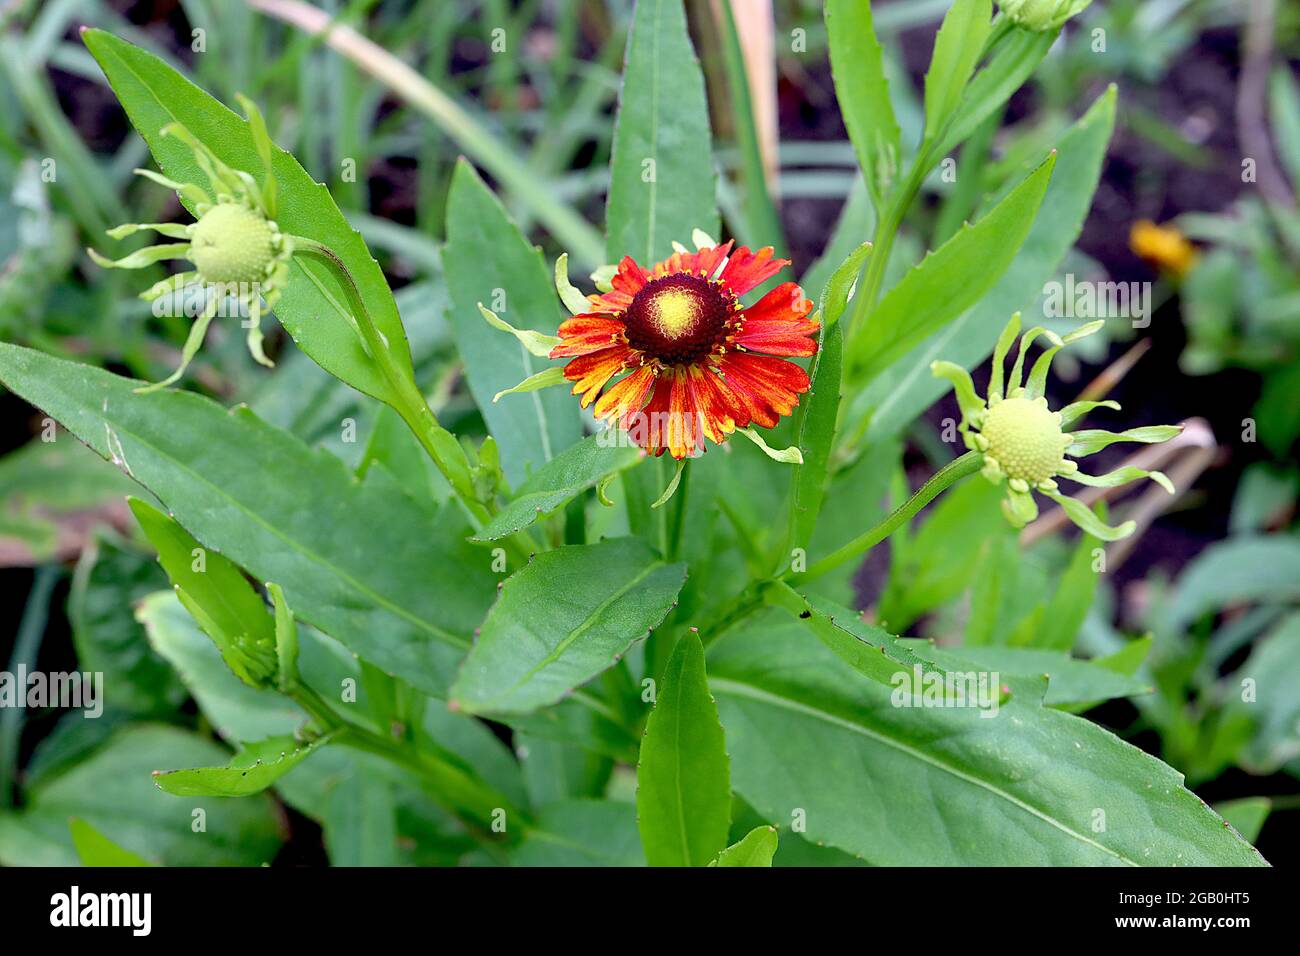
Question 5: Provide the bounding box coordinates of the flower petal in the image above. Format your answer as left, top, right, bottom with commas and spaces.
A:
1057, 399, 1121, 430
931, 360, 985, 425
664, 368, 703, 460
562, 345, 631, 407
717, 352, 810, 429
732, 281, 819, 356
684, 364, 742, 443
594, 364, 656, 426
719, 245, 789, 296
586, 255, 649, 313
654, 240, 734, 281
549, 314, 627, 357
635, 374, 675, 457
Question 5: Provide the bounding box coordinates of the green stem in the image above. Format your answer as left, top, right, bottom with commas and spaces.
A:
793, 451, 982, 583
290, 681, 525, 837
291, 238, 539, 558
667, 459, 692, 562
844, 16, 1013, 356
291, 238, 481, 511
845, 155, 930, 341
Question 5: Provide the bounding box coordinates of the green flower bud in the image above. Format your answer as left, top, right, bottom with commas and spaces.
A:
188, 203, 278, 285
997, 0, 1091, 32
979, 395, 1067, 484
931, 312, 1181, 541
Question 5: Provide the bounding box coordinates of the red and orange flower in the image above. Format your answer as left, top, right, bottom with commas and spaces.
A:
550, 240, 819, 460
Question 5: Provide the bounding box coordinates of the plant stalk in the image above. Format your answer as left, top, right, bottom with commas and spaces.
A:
794, 451, 982, 582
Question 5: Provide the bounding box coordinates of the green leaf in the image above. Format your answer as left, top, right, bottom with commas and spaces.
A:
325, 773, 398, 866
636, 633, 731, 867
83, 29, 413, 406
1214, 798, 1272, 844
444, 161, 582, 485
785, 321, 842, 558
922, 0, 992, 145
766, 583, 939, 689
137, 591, 364, 820
1096, 635, 1154, 677
826, 0, 900, 208
901, 643, 1151, 708
605, 0, 718, 263
68, 532, 185, 716
69, 817, 154, 867
451, 538, 686, 715
858, 86, 1115, 445
846, 152, 1056, 382
799, 178, 874, 307
129, 497, 278, 687
0, 343, 495, 697
1030, 522, 1101, 650
0, 725, 282, 867
0, 437, 138, 562
1269, 66, 1300, 187
782, 244, 870, 563
1225, 612, 1300, 773
152, 734, 333, 797
1164, 535, 1300, 639
472, 436, 643, 542
514, 799, 644, 866
709, 610, 1267, 865
933, 26, 1057, 160
358, 405, 450, 510
711, 825, 778, 867
880, 478, 1009, 632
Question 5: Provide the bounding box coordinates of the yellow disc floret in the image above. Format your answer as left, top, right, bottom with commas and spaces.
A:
980, 396, 1065, 484
650, 289, 699, 339
188, 203, 276, 285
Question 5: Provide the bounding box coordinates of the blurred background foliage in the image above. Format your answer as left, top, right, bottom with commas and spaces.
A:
0, 0, 1297, 865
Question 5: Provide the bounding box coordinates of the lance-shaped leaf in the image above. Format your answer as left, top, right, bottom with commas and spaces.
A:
709, 610, 1267, 865
780, 244, 870, 562
0, 725, 282, 867
711, 825, 778, 867
472, 436, 643, 542
0, 343, 496, 698
764, 582, 941, 689
900, 642, 1151, 708
69, 818, 154, 867
153, 734, 334, 797
826, 0, 899, 209
847, 153, 1056, 383
130, 497, 277, 688
606, 0, 718, 264
445, 161, 582, 486
451, 538, 686, 715
933, 26, 1057, 160
857, 87, 1116, 445
922, 0, 992, 146
636, 633, 731, 866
